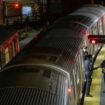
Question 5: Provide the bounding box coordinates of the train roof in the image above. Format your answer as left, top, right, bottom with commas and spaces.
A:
4, 23, 83, 70
69, 4, 105, 28
0, 27, 17, 45
35, 29, 82, 50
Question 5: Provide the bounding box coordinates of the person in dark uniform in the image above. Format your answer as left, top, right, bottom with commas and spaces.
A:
84, 54, 93, 97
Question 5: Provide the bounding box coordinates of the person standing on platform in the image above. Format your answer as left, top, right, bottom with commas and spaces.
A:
84, 54, 93, 97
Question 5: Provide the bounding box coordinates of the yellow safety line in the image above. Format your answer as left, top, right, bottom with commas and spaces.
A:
84, 47, 105, 105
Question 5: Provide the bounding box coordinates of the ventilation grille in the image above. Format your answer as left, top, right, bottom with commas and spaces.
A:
0, 74, 68, 105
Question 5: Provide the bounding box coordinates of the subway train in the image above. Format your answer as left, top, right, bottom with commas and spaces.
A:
0, 4, 105, 105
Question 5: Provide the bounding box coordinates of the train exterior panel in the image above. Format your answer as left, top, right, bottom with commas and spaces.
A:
0, 4, 105, 105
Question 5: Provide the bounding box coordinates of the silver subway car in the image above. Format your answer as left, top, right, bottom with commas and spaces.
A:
1, 4, 105, 105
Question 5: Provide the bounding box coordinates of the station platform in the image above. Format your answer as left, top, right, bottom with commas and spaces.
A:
19, 29, 41, 49
84, 46, 105, 105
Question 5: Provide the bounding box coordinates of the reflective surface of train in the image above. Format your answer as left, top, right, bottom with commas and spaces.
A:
0, 4, 105, 105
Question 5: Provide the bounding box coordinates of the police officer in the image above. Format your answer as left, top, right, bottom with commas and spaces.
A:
84, 54, 93, 97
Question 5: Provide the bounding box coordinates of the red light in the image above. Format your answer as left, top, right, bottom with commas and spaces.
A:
88, 35, 105, 44
14, 3, 19, 8
12, 2, 21, 9
90, 39, 96, 44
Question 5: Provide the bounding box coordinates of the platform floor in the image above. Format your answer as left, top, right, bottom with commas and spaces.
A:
84, 46, 105, 105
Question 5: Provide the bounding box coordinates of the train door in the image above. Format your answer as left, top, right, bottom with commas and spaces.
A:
76, 55, 83, 99
69, 71, 77, 105
72, 57, 82, 105
78, 52, 85, 85
67, 71, 77, 105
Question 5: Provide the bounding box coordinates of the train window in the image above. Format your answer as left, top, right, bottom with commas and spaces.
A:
91, 23, 98, 35
102, 15, 105, 34
73, 56, 82, 101
98, 19, 103, 35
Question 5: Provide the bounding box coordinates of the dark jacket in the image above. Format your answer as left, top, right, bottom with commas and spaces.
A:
83, 51, 88, 60
84, 54, 93, 73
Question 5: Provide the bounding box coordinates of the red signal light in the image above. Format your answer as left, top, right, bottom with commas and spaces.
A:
12, 2, 21, 9
88, 35, 101, 44
88, 35, 105, 44
15, 3, 19, 8
90, 39, 97, 44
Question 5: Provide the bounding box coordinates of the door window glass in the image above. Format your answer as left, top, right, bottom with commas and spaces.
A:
98, 19, 103, 35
